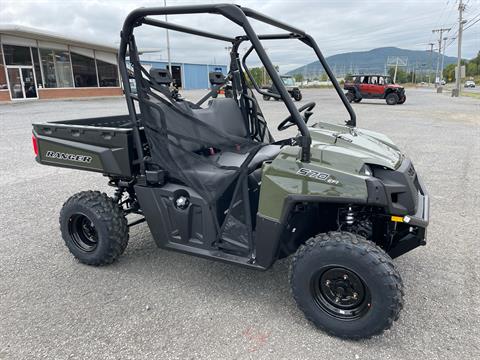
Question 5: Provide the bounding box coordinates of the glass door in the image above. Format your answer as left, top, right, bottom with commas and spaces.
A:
21, 68, 37, 98
6, 66, 38, 100
7, 68, 24, 99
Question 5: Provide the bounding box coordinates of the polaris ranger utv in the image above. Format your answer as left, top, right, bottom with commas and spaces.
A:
32, 4, 429, 339
263, 75, 302, 101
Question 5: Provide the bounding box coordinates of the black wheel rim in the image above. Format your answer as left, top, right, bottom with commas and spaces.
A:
311, 266, 371, 320
68, 213, 98, 252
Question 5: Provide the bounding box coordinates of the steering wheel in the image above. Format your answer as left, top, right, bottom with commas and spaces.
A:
277, 102, 316, 131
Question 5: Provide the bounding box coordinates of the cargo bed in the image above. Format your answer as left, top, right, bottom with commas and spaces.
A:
32, 115, 141, 178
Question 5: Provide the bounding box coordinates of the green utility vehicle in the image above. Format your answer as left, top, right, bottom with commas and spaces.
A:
263, 75, 302, 101
32, 5, 429, 339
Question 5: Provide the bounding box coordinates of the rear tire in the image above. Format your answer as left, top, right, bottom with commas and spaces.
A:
290, 232, 403, 339
345, 92, 355, 103
385, 93, 399, 105
398, 95, 406, 104
293, 91, 302, 101
59, 191, 129, 266
263, 95, 270, 101
353, 98, 362, 103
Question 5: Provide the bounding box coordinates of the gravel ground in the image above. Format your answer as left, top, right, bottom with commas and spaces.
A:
0, 88, 479, 360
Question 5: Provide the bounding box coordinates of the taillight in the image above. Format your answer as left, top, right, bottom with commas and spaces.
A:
32, 134, 38, 156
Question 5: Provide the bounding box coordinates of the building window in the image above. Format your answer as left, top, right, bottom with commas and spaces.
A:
40, 49, 57, 88
54, 51, 73, 87
96, 59, 119, 87
39, 48, 73, 88
0, 46, 7, 90
31, 48, 43, 88
71, 52, 97, 87
3, 44, 32, 66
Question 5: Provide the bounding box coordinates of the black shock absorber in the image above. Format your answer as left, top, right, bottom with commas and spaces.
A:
338, 206, 373, 240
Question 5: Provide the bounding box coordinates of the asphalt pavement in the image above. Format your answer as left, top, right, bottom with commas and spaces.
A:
0, 88, 479, 359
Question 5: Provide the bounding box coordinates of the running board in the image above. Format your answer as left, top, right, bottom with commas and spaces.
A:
163, 241, 266, 270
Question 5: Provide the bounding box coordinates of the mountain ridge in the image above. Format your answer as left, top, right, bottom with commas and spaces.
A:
286, 46, 457, 77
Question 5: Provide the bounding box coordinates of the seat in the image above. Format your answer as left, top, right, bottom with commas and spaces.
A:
211, 144, 282, 172
143, 95, 278, 196
191, 98, 248, 138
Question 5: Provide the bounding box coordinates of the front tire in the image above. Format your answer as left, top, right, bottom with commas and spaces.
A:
386, 92, 399, 105
293, 90, 302, 101
290, 232, 403, 339
398, 95, 406, 104
263, 95, 270, 101
59, 191, 129, 266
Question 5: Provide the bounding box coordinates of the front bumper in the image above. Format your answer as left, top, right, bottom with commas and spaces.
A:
366, 158, 429, 258
403, 175, 429, 228
387, 173, 429, 258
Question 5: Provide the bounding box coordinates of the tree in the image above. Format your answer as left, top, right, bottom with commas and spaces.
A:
320, 73, 328, 81
443, 63, 456, 82
244, 66, 279, 86
388, 67, 408, 83
249, 67, 264, 85
466, 51, 479, 77
293, 73, 304, 83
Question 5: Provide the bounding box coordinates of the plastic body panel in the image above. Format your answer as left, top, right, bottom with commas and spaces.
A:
257, 146, 369, 221
134, 183, 217, 249
134, 183, 270, 269
32, 115, 136, 177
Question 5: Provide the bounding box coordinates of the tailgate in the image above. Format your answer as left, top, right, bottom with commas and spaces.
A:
32, 121, 135, 177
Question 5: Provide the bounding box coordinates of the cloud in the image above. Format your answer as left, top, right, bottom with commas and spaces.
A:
1, 0, 478, 72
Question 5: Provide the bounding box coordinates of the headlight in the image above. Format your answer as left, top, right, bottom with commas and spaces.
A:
360, 164, 373, 176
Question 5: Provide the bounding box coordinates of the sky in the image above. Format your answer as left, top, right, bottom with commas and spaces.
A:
1, 0, 479, 72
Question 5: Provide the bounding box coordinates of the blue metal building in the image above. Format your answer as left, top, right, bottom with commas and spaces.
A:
140, 60, 227, 90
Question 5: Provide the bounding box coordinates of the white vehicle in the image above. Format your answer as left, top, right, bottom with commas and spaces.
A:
464, 80, 476, 88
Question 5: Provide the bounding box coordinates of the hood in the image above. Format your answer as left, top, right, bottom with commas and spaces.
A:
309, 122, 403, 171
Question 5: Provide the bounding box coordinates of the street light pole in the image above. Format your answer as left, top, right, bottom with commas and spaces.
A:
224, 46, 232, 67
164, 0, 172, 75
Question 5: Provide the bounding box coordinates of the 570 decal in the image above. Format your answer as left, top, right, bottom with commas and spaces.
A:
296, 168, 339, 185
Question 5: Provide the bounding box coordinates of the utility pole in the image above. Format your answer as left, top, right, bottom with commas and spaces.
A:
427, 42, 434, 85
393, 57, 399, 83
412, 60, 418, 84
454, 0, 466, 97
164, 0, 172, 75
432, 27, 451, 86
440, 36, 448, 83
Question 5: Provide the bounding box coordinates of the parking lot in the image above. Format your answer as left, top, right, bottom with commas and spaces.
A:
0, 88, 479, 359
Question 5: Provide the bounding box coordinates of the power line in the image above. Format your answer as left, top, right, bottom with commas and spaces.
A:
463, 17, 480, 31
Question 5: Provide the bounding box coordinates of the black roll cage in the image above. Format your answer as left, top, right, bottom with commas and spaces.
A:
119, 4, 356, 174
